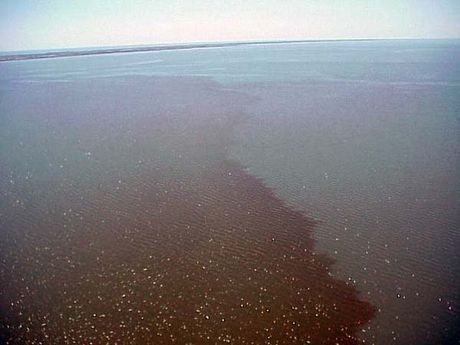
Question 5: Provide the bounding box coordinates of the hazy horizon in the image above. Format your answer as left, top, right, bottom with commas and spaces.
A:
3, 37, 460, 55
1, 0, 459, 52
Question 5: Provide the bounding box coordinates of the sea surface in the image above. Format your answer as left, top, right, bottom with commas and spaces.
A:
1, 40, 459, 344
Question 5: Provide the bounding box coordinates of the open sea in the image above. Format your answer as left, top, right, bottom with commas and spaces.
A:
1, 40, 459, 344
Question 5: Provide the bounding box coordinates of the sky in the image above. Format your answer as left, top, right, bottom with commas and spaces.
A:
1, 0, 459, 51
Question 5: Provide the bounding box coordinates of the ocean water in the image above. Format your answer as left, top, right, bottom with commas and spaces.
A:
1, 40, 459, 344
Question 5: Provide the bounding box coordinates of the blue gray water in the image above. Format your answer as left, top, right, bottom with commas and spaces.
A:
1, 40, 459, 344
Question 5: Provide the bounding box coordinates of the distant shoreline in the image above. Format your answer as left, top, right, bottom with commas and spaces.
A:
0, 39, 386, 62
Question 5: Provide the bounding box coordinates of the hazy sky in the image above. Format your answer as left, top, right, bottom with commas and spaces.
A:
1, 0, 459, 51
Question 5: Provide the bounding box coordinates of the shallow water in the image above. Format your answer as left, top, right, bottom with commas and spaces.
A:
1, 40, 459, 344
230, 81, 460, 344
0, 77, 374, 344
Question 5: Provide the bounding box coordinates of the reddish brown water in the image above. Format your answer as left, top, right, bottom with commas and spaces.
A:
0, 77, 374, 344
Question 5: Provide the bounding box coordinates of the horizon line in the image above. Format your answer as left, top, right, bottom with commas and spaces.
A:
1, 37, 458, 62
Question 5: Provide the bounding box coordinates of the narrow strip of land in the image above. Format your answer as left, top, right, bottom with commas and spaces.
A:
0, 39, 377, 62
